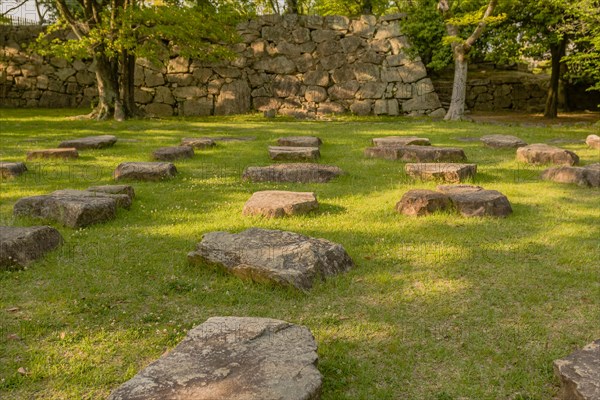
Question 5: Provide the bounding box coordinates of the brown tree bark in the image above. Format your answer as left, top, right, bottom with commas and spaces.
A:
544, 38, 567, 119
362, 0, 373, 14
92, 53, 120, 120
285, 0, 298, 14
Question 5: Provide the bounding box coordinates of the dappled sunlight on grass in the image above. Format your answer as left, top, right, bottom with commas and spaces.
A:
1, 109, 599, 399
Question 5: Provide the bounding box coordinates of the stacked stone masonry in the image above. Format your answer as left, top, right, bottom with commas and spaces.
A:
0, 14, 444, 117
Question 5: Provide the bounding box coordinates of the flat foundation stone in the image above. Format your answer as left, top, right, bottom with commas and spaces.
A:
242, 163, 343, 183
446, 188, 513, 218
26, 148, 79, 160
269, 146, 320, 161
114, 162, 177, 181
541, 164, 600, 188
152, 146, 194, 161
396, 189, 452, 216
516, 144, 579, 165
436, 184, 484, 194
180, 137, 216, 149
481, 134, 527, 148
405, 163, 477, 183
373, 136, 431, 147
58, 135, 117, 150
188, 228, 354, 290
586, 134, 600, 150
87, 185, 136, 199
554, 339, 600, 400
107, 316, 322, 400
0, 162, 27, 179
14, 189, 132, 228
0, 226, 63, 269
243, 191, 318, 218
277, 136, 322, 147
365, 145, 467, 162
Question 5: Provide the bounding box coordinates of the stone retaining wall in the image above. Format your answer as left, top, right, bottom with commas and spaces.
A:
0, 14, 445, 117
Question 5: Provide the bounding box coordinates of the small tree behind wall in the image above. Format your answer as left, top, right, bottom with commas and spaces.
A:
35, 0, 243, 120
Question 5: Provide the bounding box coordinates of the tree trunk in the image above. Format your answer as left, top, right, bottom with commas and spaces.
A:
92, 53, 120, 120
545, 39, 566, 119
120, 50, 140, 119
445, 48, 469, 121
362, 0, 373, 14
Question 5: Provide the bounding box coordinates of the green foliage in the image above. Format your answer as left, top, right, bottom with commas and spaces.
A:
34, 0, 245, 66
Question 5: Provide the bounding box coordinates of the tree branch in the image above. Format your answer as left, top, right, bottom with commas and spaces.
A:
1, 0, 29, 16
464, 0, 498, 50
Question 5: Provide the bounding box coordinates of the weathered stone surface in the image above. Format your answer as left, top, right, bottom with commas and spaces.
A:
242, 163, 343, 183
269, 146, 320, 161
372, 136, 430, 147
516, 144, 579, 166
436, 184, 484, 194
114, 162, 177, 181
277, 136, 322, 147
87, 185, 135, 199
0, 162, 27, 179
108, 316, 322, 400
446, 188, 512, 218
480, 134, 526, 149
554, 339, 600, 400
215, 80, 251, 115
396, 189, 452, 217
243, 191, 319, 218
188, 228, 354, 289
405, 163, 477, 183
365, 145, 467, 162
13, 189, 129, 228
152, 146, 194, 161
541, 164, 600, 188
0, 226, 63, 269
26, 148, 79, 160
144, 103, 173, 117
181, 137, 216, 149
586, 134, 600, 150
401, 92, 442, 112
58, 135, 117, 150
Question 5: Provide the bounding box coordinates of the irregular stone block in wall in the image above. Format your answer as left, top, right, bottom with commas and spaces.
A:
401, 92, 442, 113
182, 97, 213, 117
553, 339, 600, 400
516, 144, 579, 166
254, 56, 296, 74
215, 80, 251, 115
0, 162, 27, 179
107, 317, 322, 400
242, 163, 344, 183
145, 103, 173, 117
188, 228, 354, 290
0, 226, 63, 270
58, 135, 117, 150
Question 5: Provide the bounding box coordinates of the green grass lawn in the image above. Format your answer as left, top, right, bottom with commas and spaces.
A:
0, 108, 599, 400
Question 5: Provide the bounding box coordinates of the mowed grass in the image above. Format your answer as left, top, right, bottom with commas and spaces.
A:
0, 108, 599, 400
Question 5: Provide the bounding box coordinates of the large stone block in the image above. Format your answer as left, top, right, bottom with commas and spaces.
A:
243, 191, 319, 218
0, 226, 63, 269
114, 162, 177, 181
554, 339, 600, 400
188, 228, 354, 290
108, 317, 322, 400
58, 135, 117, 150
215, 80, 251, 115
268, 146, 320, 161
242, 163, 343, 183
516, 144, 579, 166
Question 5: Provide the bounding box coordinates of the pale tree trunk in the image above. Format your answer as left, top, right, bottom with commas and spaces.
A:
445, 49, 468, 120
92, 53, 122, 121
439, 0, 497, 121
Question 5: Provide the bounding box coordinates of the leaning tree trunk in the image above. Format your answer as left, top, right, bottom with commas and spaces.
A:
92, 53, 121, 121
445, 47, 469, 121
545, 39, 566, 119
